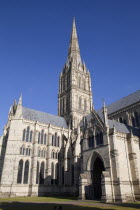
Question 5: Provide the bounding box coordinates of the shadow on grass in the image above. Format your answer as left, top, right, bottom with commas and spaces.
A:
0, 201, 115, 210
112, 202, 140, 209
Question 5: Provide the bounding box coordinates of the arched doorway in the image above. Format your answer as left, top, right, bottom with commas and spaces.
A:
92, 157, 105, 200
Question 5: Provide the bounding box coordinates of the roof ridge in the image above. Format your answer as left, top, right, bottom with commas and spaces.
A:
97, 90, 140, 115
107, 90, 140, 107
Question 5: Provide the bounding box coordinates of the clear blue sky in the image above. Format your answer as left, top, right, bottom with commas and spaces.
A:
0, 0, 140, 135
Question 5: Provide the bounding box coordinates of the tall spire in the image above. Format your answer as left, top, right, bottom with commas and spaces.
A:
68, 18, 81, 64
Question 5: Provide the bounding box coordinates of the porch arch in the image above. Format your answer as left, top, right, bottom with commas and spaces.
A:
86, 151, 105, 200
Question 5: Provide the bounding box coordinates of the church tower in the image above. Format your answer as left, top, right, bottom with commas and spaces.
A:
58, 19, 93, 128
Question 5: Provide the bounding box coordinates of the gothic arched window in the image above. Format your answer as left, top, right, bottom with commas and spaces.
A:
84, 99, 87, 111
36, 161, 39, 184
23, 160, 29, 184
61, 79, 63, 93
26, 148, 28, 156
63, 97, 65, 113
79, 97, 82, 110
43, 149, 46, 158
67, 73, 70, 88
63, 77, 65, 91
23, 147, 25, 155
83, 80, 86, 90
55, 133, 57, 146
60, 99, 63, 115
30, 130, 33, 142
58, 136, 60, 147
22, 129, 26, 141
41, 130, 44, 144
88, 134, 94, 148
17, 159, 23, 184
38, 132, 40, 144
26, 126, 30, 142
28, 148, 31, 156
41, 150, 43, 158
44, 134, 47, 145
52, 135, 54, 146
40, 162, 45, 184
96, 132, 103, 145
96, 132, 100, 145
65, 77, 67, 90
100, 132, 103, 145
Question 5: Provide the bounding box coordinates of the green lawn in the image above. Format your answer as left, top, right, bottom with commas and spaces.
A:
0, 197, 139, 210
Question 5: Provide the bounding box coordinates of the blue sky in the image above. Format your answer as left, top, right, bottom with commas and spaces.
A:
0, 0, 140, 135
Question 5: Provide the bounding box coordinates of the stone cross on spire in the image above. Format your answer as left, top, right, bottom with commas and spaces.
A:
68, 18, 82, 64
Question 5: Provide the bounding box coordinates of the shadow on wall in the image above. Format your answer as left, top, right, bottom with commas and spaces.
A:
37, 140, 81, 197
0, 133, 8, 182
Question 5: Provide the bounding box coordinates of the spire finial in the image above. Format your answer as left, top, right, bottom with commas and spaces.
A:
73, 17, 75, 24
68, 18, 81, 64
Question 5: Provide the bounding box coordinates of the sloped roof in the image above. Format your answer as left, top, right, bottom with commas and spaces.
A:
102, 90, 140, 115
22, 107, 68, 129
108, 119, 140, 136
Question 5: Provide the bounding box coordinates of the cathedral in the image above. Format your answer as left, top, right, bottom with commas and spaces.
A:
0, 19, 140, 203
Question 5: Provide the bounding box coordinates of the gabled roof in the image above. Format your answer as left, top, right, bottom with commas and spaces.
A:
84, 111, 139, 136
99, 90, 140, 116
22, 107, 68, 129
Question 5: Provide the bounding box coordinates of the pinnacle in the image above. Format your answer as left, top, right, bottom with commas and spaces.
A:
18, 93, 22, 106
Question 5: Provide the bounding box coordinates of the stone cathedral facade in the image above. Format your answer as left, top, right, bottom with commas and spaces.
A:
0, 19, 140, 202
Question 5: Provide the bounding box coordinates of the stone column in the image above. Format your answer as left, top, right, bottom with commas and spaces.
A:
78, 173, 87, 200
110, 127, 121, 201
46, 126, 52, 185
101, 171, 113, 203
30, 127, 38, 196
127, 133, 140, 200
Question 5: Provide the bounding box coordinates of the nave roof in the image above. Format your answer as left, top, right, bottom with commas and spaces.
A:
99, 90, 140, 116
22, 107, 68, 129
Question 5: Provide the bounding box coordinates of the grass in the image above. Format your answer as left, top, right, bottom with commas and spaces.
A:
0, 197, 139, 210
0, 196, 76, 202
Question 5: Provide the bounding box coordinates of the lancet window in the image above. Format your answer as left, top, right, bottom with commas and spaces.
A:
38, 147, 46, 158
38, 130, 47, 145
36, 161, 45, 184
20, 145, 31, 156
17, 159, 30, 184
96, 132, 103, 145
22, 126, 33, 142
52, 133, 60, 147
